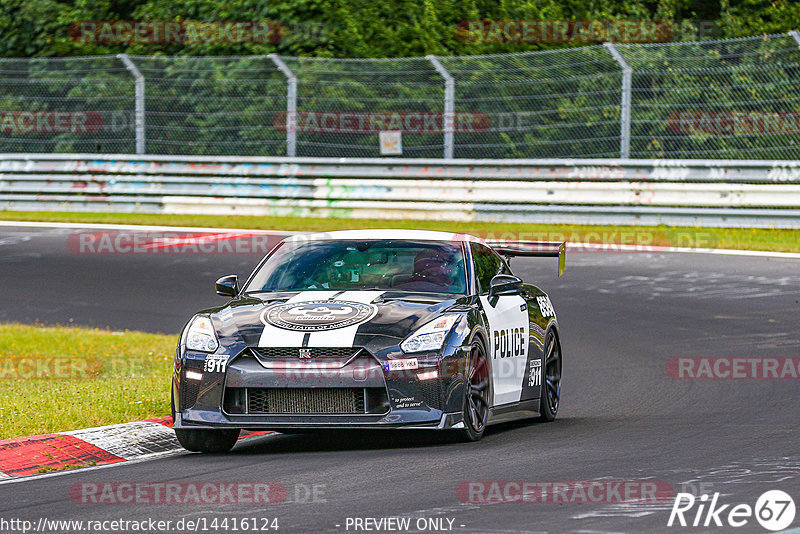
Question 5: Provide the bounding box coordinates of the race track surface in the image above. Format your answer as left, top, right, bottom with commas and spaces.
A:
1, 224, 799, 533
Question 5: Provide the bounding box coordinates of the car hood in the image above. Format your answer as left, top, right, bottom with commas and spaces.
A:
206, 290, 467, 349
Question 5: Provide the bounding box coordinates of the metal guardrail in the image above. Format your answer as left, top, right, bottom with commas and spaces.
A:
1, 154, 800, 228
3, 34, 800, 160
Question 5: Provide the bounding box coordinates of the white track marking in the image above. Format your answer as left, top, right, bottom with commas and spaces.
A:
0, 220, 292, 234
572, 241, 800, 259
64, 420, 179, 460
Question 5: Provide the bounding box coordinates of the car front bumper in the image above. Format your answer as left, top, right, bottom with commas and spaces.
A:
173, 410, 466, 431
172, 343, 470, 432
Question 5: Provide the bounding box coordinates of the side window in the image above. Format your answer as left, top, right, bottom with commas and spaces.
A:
470, 242, 503, 294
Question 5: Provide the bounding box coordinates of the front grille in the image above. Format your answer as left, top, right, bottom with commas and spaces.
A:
250, 347, 360, 360
224, 387, 390, 415
248, 387, 365, 414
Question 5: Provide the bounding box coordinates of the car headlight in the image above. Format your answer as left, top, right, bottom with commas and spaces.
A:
400, 314, 461, 353
185, 315, 219, 353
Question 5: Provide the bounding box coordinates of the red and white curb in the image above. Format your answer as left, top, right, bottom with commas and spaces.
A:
0, 417, 270, 480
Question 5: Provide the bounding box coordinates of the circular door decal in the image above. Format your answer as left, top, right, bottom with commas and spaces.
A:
261, 300, 378, 332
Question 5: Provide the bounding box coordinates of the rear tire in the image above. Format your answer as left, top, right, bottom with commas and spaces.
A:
455, 341, 490, 442
175, 428, 240, 453
537, 329, 562, 422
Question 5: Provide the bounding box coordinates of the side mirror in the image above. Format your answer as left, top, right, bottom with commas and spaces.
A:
215, 275, 239, 297
488, 274, 523, 298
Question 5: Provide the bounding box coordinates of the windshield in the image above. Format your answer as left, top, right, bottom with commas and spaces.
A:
245, 239, 467, 294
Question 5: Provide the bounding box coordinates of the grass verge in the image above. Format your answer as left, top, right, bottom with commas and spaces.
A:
37, 461, 97, 474
0, 323, 174, 440
1, 210, 799, 253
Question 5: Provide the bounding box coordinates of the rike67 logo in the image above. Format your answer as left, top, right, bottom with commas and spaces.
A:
668, 490, 796, 531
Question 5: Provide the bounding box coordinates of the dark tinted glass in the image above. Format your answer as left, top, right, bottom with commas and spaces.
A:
470, 242, 504, 294
246, 240, 467, 294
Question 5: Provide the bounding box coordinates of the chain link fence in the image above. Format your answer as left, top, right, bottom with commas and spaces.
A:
1, 32, 799, 159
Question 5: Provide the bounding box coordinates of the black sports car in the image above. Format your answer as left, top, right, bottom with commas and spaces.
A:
172, 230, 565, 452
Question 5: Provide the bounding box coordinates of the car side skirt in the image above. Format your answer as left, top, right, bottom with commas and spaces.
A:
487, 399, 541, 426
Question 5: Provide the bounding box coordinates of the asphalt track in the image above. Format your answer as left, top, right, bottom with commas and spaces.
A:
1, 224, 800, 533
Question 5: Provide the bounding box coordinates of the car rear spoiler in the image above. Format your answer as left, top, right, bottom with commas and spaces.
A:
487, 241, 566, 276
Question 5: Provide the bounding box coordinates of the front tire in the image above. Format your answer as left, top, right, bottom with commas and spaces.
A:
456, 341, 490, 441
175, 428, 240, 453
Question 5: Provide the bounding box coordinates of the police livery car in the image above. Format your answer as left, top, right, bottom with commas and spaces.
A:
172, 230, 565, 452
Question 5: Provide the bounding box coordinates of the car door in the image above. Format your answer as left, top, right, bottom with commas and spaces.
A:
470, 242, 529, 407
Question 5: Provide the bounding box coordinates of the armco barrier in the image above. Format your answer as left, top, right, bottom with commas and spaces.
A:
1, 154, 800, 228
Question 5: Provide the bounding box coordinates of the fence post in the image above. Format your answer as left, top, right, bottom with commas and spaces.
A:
603, 43, 632, 159
790, 31, 800, 47
426, 55, 455, 159
117, 54, 145, 155
268, 54, 297, 157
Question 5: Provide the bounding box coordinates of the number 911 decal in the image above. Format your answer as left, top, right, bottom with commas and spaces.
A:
204, 354, 227, 373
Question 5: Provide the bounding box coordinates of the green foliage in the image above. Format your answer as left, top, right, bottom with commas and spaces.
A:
0, 0, 67, 57
1, 0, 798, 59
